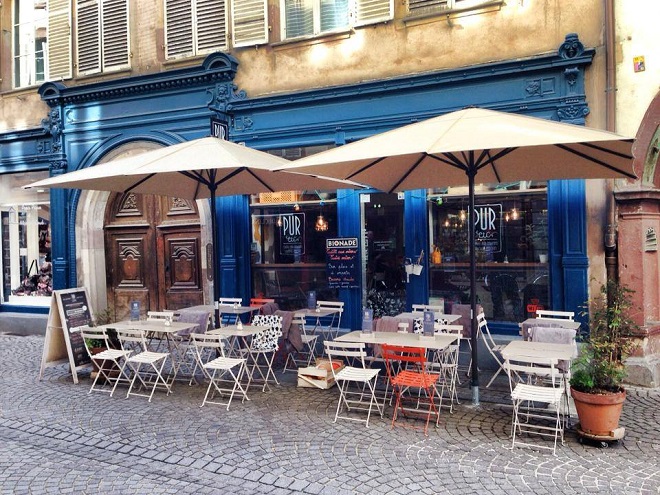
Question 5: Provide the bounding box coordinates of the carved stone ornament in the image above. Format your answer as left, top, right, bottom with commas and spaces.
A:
207, 81, 247, 114
41, 108, 64, 153
558, 33, 584, 60
49, 159, 68, 174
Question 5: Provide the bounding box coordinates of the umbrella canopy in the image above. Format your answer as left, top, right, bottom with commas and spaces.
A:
286, 107, 637, 404
26, 137, 359, 197
26, 137, 365, 326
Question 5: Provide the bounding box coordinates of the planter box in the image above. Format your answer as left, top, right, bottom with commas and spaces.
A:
297, 358, 343, 389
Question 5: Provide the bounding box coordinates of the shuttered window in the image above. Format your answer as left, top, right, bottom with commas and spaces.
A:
76, 0, 129, 76
232, 0, 268, 47
165, 0, 228, 59
280, 0, 392, 40
408, 0, 491, 17
47, 0, 73, 81
355, 0, 392, 25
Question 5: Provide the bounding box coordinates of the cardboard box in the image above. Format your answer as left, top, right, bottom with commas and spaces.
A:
297, 358, 343, 389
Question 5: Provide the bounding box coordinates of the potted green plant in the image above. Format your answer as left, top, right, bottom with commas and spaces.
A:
570, 281, 639, 439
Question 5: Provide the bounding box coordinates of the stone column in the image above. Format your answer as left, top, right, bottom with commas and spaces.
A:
615, 188, 660, 387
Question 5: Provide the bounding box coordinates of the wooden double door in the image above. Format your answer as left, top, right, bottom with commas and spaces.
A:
105, 193, 205, 321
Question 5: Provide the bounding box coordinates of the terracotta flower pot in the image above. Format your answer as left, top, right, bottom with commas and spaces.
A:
571, 387, 626, 437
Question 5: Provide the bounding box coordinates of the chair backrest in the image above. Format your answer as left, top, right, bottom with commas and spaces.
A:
412, 303, 444, 314
115, 327, 149, 352
434, 323, 463, 336
190, 333, 227, 362
477, 312, 497, 348
251, 314, 283, 351
147, 311, 175, 322
292, 312, 308, 336
250, 298, 275, 306
381, 344, 426, 367
324, 341, 368, 370
219, 297, 243, 307
79, 326, 109, 356
317, 300, 344, 313
536, 309, 574, 321
503, 354, 562, 390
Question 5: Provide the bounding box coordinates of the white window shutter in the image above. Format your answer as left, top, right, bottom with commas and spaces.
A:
232, 0, 269, 48
76, 0, 101, 75
355, 0, 393, 25
47, 0, 72, 80
196, 0, 228, 53
165, 0, 194, 59
407, 0, 450, 16
101, 0, 130, 71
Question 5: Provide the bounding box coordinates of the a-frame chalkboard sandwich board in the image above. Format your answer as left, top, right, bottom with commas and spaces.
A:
38, 287, 94, 384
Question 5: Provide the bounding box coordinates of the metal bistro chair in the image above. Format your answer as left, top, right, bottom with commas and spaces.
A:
115, 327, 172, 402
324, 341, 383, 428
218, 297, 243, 326
80, 325, 132, 396
245, 314, 283, 392
430, 324, 463, 414
503, 354, 566, 455
381, 344, 441, 435
190, 333, 249, 410
283, 312, 318, 372
477, 312, 508, 388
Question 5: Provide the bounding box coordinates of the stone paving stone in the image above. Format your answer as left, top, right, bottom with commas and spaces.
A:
1, 334, 660, 494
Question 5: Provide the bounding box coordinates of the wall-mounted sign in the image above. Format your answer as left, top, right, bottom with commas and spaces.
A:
280, 213, 305, 256
326, 237, 359, 289
473, 203, 502, 253
633, 56, 646, 73
210, 117, 228, 140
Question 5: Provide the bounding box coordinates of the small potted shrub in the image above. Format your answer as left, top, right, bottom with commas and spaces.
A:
570, 281, 639, 439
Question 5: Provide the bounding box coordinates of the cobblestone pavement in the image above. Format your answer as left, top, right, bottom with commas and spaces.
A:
0, 334, 659, 494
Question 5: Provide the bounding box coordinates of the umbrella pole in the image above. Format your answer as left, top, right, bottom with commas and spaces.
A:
468, 168, 480, 405
209, 182, 220, 329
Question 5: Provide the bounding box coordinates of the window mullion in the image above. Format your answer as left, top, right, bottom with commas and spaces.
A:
313, 0, 321, 34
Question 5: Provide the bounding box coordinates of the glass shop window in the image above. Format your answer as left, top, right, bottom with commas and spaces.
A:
250, 145, 339, 310
1, 171, 52, 306
428, 181, 549, 323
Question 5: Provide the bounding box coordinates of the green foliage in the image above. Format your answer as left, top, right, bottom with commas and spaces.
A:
570, 281, 639, 394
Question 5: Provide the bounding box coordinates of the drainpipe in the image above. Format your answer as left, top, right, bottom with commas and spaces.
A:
604, 0, 618, 284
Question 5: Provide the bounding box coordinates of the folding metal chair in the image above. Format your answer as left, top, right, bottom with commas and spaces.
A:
478, 312, 508, 387
245, 314, 283, 392
430, 324, 463, 413
315, 300, 344, 340
381, 344, 441, 435
324, 341, 383, 427
80, 326, 132, 395
283, 312, 318, 372
115, 327, 172, 402
190, 333, 249, 409
503, 354, 566, 455
218, 297, 243, 325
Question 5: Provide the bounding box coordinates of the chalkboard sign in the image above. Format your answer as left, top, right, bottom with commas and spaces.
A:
39, 287, 94, 384
326, 237, 359, 289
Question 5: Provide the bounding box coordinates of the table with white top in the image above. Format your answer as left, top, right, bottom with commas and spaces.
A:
100, 319, 199, 383
501, 339, 577, 362
335, 330, 458, 351
208, 324, 270, 390
184, 304, 261, 327
295, 307, 343, 338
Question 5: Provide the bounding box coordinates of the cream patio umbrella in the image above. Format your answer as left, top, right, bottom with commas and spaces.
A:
284, 107, 637, 404
26, 137, 365, 326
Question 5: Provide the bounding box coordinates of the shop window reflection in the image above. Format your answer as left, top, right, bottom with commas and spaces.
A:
428, 182, 550, 323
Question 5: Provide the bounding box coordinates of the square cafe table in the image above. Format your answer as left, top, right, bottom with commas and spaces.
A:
100, 319, 199, 384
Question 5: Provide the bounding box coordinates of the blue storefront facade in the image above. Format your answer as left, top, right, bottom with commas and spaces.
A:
0, 34, 595, 333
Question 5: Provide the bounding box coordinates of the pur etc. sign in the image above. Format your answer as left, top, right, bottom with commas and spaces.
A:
473, 204, 502, 253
